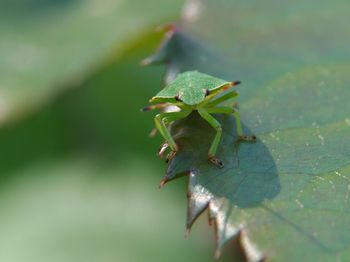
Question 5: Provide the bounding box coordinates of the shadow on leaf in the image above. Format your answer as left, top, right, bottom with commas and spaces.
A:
163, 112, 279, 257
165, 112, 280, 206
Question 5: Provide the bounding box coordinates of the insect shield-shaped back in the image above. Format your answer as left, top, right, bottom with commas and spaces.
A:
151, 71, 232, 106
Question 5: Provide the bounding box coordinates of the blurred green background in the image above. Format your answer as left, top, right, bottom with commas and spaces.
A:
0, 0, 236, 261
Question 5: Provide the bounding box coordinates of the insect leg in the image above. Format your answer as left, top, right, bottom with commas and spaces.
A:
158, 142, 169, 158
232, 110, 256, 142
154, 110, 191, 160
154, 114, 177, 151
203, 91, 238, 108
203, 81, 241, 102
205, 106, 233, 114
197, 108, 224, 168
206, 107, 256, 142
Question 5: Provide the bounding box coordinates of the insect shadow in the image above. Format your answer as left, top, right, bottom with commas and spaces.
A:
166, 111, 280, 208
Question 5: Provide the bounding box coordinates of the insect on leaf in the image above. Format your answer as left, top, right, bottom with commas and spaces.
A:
145, 0, 350, 260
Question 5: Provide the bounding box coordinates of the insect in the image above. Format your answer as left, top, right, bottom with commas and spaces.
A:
142, 70, 256, 168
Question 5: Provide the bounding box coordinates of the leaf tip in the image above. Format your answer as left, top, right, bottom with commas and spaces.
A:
214, 249, 222, 260
158, 178, 167, 189
185, 227, 191, 238
155, 22, 178, 33
186, 173, 212, 230
139, 23, 180, 67
139, 57, 152, 67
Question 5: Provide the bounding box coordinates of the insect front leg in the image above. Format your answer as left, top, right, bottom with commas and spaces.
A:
154, 110, 192, 162
203, 90, 238, 108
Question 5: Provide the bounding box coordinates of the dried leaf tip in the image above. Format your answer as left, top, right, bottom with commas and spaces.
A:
185, 227, 191, 238
155, 22, 178, 33
139, 57, 152, 67
240, 229, 265, 262
214, 249, 222, 260
158, 178, 167, 189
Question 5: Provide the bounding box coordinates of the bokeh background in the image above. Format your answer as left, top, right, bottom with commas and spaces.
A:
0, 0, 236, 261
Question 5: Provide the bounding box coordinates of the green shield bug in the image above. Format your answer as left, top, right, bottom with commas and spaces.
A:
142, 70, 256, 168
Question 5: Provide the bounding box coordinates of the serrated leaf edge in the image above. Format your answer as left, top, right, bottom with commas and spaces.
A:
145, 24, 265, 261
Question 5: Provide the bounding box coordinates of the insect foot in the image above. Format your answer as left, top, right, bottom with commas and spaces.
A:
208, 156, 224, 169
238, 135, 257, 142
165, 150, 177, 163
158, 142, 169, 158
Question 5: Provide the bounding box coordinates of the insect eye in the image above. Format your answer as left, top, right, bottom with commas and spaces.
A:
205, 89, 210, 96
175, 95, 182, 101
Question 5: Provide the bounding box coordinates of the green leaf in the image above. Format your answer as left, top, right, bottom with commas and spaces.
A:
147, 0, 350, 260
0, 0, 183, 123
